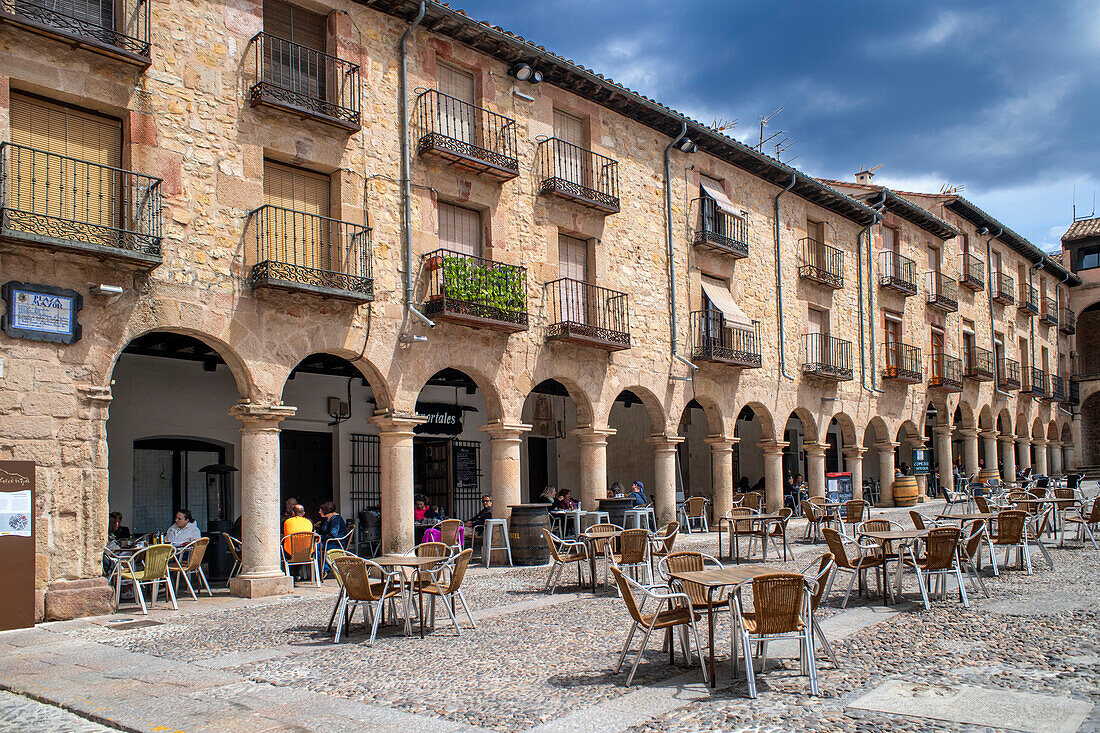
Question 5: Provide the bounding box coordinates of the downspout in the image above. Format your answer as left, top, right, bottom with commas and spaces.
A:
866, 192, 886, 392
1030, 260, 1044, 395
399, 1, 433, 334
1057, 268, 1072, 415
774, 174, 797, 380
664, 122, 696, 373
856, 222, 868, 389
984, 227, 1009, 398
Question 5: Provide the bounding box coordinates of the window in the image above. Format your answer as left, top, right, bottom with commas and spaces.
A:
557, 233, 588, 325
437, 63, 476, 144
958, 232, 969, 256
263, 0, 326, 102
929, 245, 942, 274
438, 202, 480, 257
1077, 244, 1100, 271
1041, 346, 1049, 374
962, 320, 975, 370
806, 219, 825, 244
699, 175, 740, 237
552, 109, 587, 187
884, 312, 903, 371
991, 250, 1002, 278
1019, 337, 1029, 369
883, 226, 899, 254
884, 312, 902, 343
263, 160, 331, 267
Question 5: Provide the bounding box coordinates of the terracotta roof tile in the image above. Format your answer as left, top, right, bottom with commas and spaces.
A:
1063, 217, 1100, 242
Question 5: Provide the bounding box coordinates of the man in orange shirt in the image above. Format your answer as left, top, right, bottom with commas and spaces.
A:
282, 504, 313, 554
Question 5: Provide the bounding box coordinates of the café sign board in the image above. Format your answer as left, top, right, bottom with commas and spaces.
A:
414, 401, 463, 436
911, 448, 931, 475
0, 461, 35, 631
2, 281, 83, 344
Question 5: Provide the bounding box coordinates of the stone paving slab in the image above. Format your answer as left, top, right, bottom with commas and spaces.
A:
0, 690, 120, 732
763, 603, 914, 659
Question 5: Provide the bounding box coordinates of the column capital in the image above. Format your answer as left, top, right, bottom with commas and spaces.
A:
874, 441, 899, 450
803, 441, 826, 458
1015, 436, 1031, 446
481, 421, 532, 441
704, 435, 739, 450
979, 429, 998, 440
649, 434, 685, 451
77, 384, 113, 405
932, 424, 954, 436
998, 434, 1015, 445
571, 425, 616, 444
956, 426, 979, 438
229, 400, 296, 431
368, 411, 424, 436
1047, 440, 1062, 448
757, 440, 789, 455
842, 446, 866, 459
1031, 438, 1047, 447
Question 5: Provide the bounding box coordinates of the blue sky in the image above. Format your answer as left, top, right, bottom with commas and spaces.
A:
455, 0, 1100, 251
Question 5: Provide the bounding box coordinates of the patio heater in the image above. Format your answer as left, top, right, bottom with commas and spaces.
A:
199, 463, 237, 582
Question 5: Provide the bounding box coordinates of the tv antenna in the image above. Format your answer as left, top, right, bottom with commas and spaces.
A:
939, 183, 965, 195
775, 137, 798, 164
710, 117, 739, 133
1072, 185, 1096, 221
757, 107, 783, 152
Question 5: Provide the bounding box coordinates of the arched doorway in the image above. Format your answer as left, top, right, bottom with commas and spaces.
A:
520, 379, 581, 503
607, 388, 663, 502
734, 403, 779, 509
863, 417, 891, 505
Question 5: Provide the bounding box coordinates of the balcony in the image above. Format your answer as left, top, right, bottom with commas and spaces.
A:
421, 249, 526, 332
0, 142, 162, 268
882, 342, 922, 384
1040, 297, 1059, 326
247, 205, 372, 302
413, 90, 518, 181
1068, 380, 1080, 406
535, 138, 619, 214
802, 333, 852, 381
997, 357, 1021, 390
798, 238, 843, 288
964, 346, 995, 382
960, 253, 984, 291
880, 251, 917, 296
546, 278, 629, 351
250, 32, 360, 131
691, 310, 761, 368
929, 353, 964, 392
926, 271, 958, 312
0, 0, 150, 65
1049, 374, 1066, 403
691, 197, 748, 259
1022, 367, 1046, 397
1060, 307, 1076, 335
993, 272, 1014, 305
1020, 285, 1039, 316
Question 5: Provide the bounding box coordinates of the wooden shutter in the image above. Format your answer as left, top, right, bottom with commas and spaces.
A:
262, 0, 325, 102
437, 64, 476, 144
557, 234, 588, 324
263, 160, 330, 268
552, 109, 587, 186
438, 202, 479, 257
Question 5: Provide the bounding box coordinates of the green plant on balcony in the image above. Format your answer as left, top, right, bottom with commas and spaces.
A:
441, 255, 525, 313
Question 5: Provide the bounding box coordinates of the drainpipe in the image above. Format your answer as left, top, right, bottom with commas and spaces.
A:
984, 227, 1009, 398
399, 1, 433, 335
1057, 267, 1072, 415
865, 192, 886, 392
774, 174, 797, 380
664, 122, 696, 374
1030, 260, 1043, 392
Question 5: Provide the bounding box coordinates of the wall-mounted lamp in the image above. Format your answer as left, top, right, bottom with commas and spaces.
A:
674, 137, 697, 154
91, 284, 124, 296
327, 397, 350, 422
509, 62, 543, 83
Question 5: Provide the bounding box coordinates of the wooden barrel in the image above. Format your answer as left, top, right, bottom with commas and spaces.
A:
977, 468, 1000, 484
508, 504, 550, 566
598, 497, 636, 528
893, 475, 919, 507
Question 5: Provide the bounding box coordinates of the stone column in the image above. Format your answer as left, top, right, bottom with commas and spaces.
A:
1063, 442, 1075, 472
369, 414, 423, 555
999, 436, 1016, 483
229, 401, 296, 598
958, 427, 980, 477
704, 436, 737, 520
759, 440, 788, 512
573, 427, 614, 512
481, 421, 532, 519
1069, 418, 1082, 470
1049, 441, 1063, 476
843, 446, 865, 502
1032, 438, 1048, 475
933, 426, 954, 494
650, 435, 684, 525
875, 442, 898, 506
804, 442, 826, 499
1016, 437, 1031, 472
980, 430, 999, 478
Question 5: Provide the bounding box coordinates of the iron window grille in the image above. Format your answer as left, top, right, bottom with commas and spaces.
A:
882, 341, 922, 383
798, 237, 844, 288
420, 248, 527, 332
802, 333, 852, 381
993, 272, 1015, 305
250, 31, 361, 130
1060, 307, 1076, 334
691, 310, 761, 368
964, 346, 995, 381
997, 357, 1021, 390
691, 196, 748, 258
929, 352, 963, 392
413, 89, 519, 180
926, 271, 958, 312
0, 0, 151, 63
959, 253, 984, 291
546, 277, 630, 350
880, 251, 917, 295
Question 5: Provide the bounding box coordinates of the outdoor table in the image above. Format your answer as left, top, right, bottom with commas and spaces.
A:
372, 554, 445, 639
936, 512, 997, 522
726, 513, 785, 562
669, 565, 780, 687
857, 529, 927, 605
1011, 497, 1062, 536
582, 527, 620, 592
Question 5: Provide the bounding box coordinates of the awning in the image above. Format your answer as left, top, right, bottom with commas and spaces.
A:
700, 180, 739, 216
701, 278, 754, 332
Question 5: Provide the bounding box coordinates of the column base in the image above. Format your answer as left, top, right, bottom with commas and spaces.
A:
230, 574, 293, 598
43, 578, 114, 621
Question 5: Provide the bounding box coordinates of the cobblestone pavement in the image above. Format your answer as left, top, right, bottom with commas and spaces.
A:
1, 496, 1098, 732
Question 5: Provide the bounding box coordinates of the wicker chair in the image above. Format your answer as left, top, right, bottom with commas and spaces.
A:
325, 547, 356, 633
612, 528, 652, 586
721, 508, 757, 561
168, 537, 212, 600
282, 531, 321, 586
1062, 499, 1099, 550
542, 529, 588, 593
801, 553, 837, 667
801, 500, 832, 542
990, 509, 1032, 574
902, 526, 968, 610
684, 496, 709, 533
957, 520, 990, 598
659, 551, 726, 619
585, 523, 622, 589
842, 500, 867, 531
974, 495, 992, 514
610, 566, 708, 687
729, 572, 818, 699
221, 532, 243, 579
412, 541, 450, 559
114, 544, 177, 614
764, 507, 794, 561
435, 518, 464, 553
416, 549, 476, 634
741, 492, 763, 513
822, 528, 884, 607
330, 555, 409, 644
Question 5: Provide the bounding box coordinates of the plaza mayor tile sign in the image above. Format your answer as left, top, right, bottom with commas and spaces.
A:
2, 281, 83, 344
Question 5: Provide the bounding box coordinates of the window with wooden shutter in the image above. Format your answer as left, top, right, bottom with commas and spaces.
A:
558, 234, 588, 324
262, 0, 326, 102
437, 64, 476, 144
553, 109, 587, 186
263, 160, 331, 269
438, 202, 480, 258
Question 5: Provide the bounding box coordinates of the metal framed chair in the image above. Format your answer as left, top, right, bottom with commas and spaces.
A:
325, 547, 356, 633
114, 543, 177, 615
800, 553, 837, 667
168, 537, 213, 600
220, 532, 243, 579
1062, 498, 1099, 550
647, 522, 679, 575
722, 508, 757, 561
801, 500, 833, 542
611, 528, 652, 587
957, 520, 991, 598
684, 496, 709, 533
415, 548, 476, 635
764, 507, 794, 561
282, 531, 321, 586
822, 528, 885, 607
542, 528, 588, 593
990, 509, 1032, 574
330, 556, 409, 644
902, 526, 968, 610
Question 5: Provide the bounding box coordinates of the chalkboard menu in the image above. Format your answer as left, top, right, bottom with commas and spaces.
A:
911, 448, 931, 475
826, 472, 853, 504
453, 443, 479, 493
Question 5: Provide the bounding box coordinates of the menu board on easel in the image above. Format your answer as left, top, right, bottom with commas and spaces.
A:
0, 461, 35, 630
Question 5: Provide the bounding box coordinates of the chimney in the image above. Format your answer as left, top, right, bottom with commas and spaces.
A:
855, 168, 875, 184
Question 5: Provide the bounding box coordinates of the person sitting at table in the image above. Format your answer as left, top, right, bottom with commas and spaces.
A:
282, 504, 312, 549
606, 486, 617, 499
164, 509, 202, 548
737, 477, 751, 493
538, 485, 556, 504
627, 481, 647, 507
283, 496, 299, 521
552, 488, 577, 511
785, 474, 807, 510
317, 501, 347, 549
108, 511, 131, 543
466, 495, 493, 531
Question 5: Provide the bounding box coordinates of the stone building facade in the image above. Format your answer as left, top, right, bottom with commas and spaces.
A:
0, 0, 1080, 619
1061, 217, 1100, 468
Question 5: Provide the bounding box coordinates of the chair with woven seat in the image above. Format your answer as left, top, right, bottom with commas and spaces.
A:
330, 555, 409, 644
168, 537, 213, 600
841, 500, 867, 534
325, 547, 357, 633
729, 572, 819, 699
610, 566, 708, 687
659, 551, 726, 617
434, 518, 464, 554
800, 554, 837, 667
412, 541, 450, 559
801, 500, 832, 542
221, 532, 243, 580
902, 526, 968, 610
822, 528, 884, 607
542, 529, 588, 593
684, 496, 709, 533
990, 509, 1032, 574
764, 507, 793, 561
612, 528, 652, 586
974, 495, 992, 514
114, 543, 177, 615
723, 508, 758, 561
416, 548, 476, 635
957, 520, 991, 598
282, 531, 321, 586
909, 510, 943, 531
647, 522, 679, 574
1062, 499, 1099, 550
741, 492, 763, 513
586, 523, 621, 588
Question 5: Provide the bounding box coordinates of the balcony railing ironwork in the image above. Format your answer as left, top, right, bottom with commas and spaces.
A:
248, 205, 372, 301
926, 271, 958, 312
1020, 284, 1039, 315
1023, 367, 1046, 397
997, 357, 1021, 390
413, 89, 519, 180
691, 197, 748, 258
420, 249, 526, 332
802, 333, 852, 381
929, 353, 964, 392
546, 278, 630, 350
798, 237, 843, 288
1068, 380, 1080, 406
960, 253, 984, 291
691, 310, 761, 368
250, 32, 361, 130
993, 272, 1014, 305
1060, 306, 1076, 334
880, 251, 917, 295
535, 138, 620, 214
964, 345, 995, 381
0, 142, 162, 266
1040, 297, 1059, 326
1049, 374, 1066, 402
882, 341, 922, 383
0, 0, 151, 64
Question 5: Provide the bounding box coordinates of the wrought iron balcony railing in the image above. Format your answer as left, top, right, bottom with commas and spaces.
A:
802, 333, 853, 381
1020, 284, 1039, 315
250, 32, 360, 130
1049, 374, 1066, 402
883, 341, 922, 383
997, 357, 1021, 390
960, 253, 984, 291
535, 138, 620, 214
1023, 367, 1046, 397
691, 310, 761, 368
1060, 306, 1076, 334
880, 251, 917, 295
421, 249, 526, 332
964, 345, 995, 381
413, 89, 519, 181
1040, 297, 1059, 326
0, 0, 150, 64
1068, 380, 1080, 406
929, 352, 963, 392
926, 271, 958, 312
0, 142, 162, 266
798, 237, 843, 288
248, 205, 372, 301
546, 278, 629, 351
691, 197, 748, 258
993, 272, 1014, 305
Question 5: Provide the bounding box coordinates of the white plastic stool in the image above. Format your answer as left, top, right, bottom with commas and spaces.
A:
624, 507, 655, 530
483, 518, 512, 568
582, 511, 610, 530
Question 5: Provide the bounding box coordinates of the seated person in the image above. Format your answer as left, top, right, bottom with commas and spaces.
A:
165, 509, 202, 548
108, 511, 131, 544
317, 501, 347, 549
537, 485, 556, 504
785, 474, 807, 510
551, 488, 577, 511
414, 496, 430, 522
466, 495, 493, 531
282, 504, 313, 554
737, 477, 751, 493
627, 481, 647, 507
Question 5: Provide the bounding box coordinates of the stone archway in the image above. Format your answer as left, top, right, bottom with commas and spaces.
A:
735, 402, 782, 510
606, 386, 669, 520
